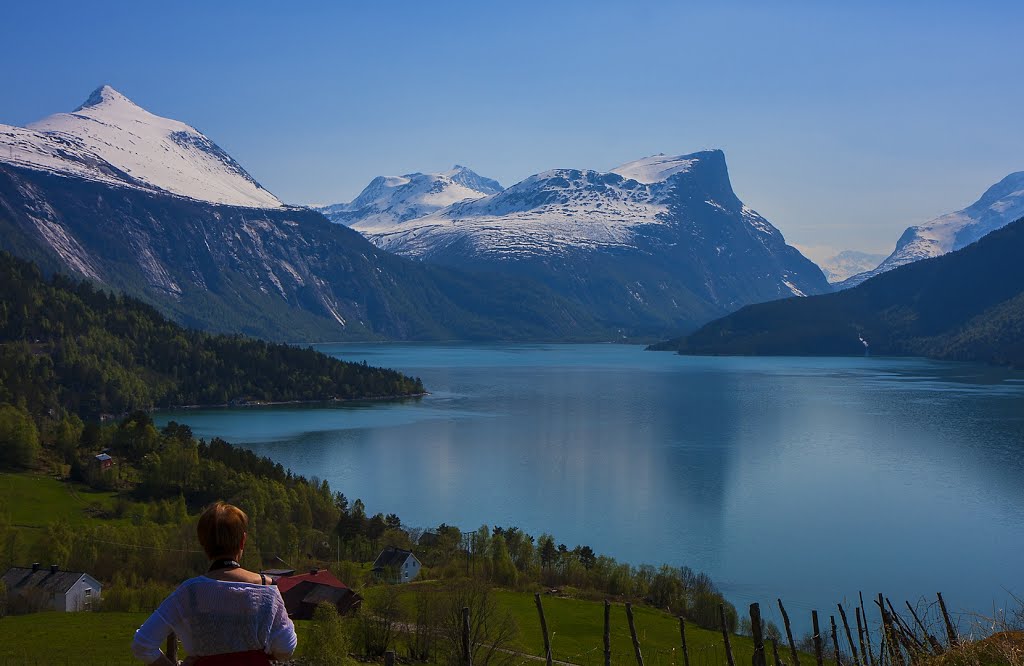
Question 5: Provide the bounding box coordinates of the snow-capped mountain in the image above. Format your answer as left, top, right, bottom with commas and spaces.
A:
335, 150, 830, 333
1, 85, 282, 208
837, 171, 1024, 289
818, 250, 887, 283
319, 165, 502, 228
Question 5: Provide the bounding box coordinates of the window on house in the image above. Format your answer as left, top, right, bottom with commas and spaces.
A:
84, 589, 92, 597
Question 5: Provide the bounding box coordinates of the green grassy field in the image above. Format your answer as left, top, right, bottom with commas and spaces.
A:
0, 611, 148, 665
0, 472, 120, 527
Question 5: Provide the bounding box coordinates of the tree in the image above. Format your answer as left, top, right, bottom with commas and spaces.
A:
301, 602, 349, 666
0, 404, 39, 469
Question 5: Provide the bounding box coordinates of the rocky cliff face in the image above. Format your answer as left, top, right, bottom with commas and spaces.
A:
335, 150, 830, 334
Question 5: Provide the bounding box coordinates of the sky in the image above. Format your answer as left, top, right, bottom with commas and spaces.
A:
1, 1, 1022, 261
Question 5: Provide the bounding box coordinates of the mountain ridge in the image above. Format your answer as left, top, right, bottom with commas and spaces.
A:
651, 215, 1024, 367
837, 171, 1024, 288
2, 85, 283, 209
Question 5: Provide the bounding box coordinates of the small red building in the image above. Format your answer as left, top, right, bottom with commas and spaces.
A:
94, 453, 113, 471
274, 568, 362, 620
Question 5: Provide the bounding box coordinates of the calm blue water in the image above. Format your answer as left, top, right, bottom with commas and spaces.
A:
156, 344, 1024, 630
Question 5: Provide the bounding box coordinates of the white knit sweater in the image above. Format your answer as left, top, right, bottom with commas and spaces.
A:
131, 576, 297, 663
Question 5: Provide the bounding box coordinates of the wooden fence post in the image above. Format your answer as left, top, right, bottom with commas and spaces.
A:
811, 611, 824, 666
830, 615, 841, 666
770, 639, 783, 666
626, 602, 645, 666
166, 632, 178, 664
860, 593, 875, 666
855, 607, 869, 666
750, 603, 767, 666
719, 603, 736, 666
936, 593, 958, 648
679, 616, 691, 666
838, 604, 861, 666
605, 600, 612, 666
462, 606, 472, 666
535, 593, 553, 666
778, 599, 800, 666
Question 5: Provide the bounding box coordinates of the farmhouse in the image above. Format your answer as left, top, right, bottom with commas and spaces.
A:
94, 453, 113, 470
371, 546, 422, 583
2, 564, 102, 612
275, 568, 362, 620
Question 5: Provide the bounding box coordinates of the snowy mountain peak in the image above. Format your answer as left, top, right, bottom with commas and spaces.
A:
75, 85, 139, 112
836, 170, 1024, 289
318, 165, 502, 227
612, 149, 722, 184
1, 85, 283, 209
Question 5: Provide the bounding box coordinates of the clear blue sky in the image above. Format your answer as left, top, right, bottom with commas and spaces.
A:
2, 1, 1022, 260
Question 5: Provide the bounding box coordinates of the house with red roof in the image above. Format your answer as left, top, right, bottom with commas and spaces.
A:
274, 568, 362, 620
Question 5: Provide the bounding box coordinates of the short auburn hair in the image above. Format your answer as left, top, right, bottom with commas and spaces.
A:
197, 501, 248, 559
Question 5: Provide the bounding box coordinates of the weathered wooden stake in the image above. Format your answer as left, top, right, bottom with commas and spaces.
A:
535, 593, 553, 666
770, 639, 783, 666
462, 606, 472, 666
777, 599, 800, 666
860, 593, 875, 666
838, 604, 861, 666
811, 611, 824, 666
830, 615, 841, 666
603, 600, 612, 666
679, 616, 691, 666
626, 602, 645, 666
905, 601, 942, 654
166, 632, 178, 664
750, 603, 767, 666
385, 650, 396, 666
936, 593, 958, 648
719, 603, 736, 666
877, 595, 904, 666
855, 607, 869, 666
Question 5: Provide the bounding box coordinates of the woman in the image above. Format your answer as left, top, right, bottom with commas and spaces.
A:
132, 502, 297, 665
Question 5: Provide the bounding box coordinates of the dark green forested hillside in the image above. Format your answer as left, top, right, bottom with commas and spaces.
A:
651, 216, 1024, 367
0, 251, 424, 419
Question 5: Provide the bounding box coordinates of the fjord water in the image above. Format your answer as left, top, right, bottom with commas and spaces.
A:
156, 344, 1024, 628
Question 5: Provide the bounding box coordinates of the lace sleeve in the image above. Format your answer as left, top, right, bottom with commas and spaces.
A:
131, 592, 179, 663
266, 588, 297, 659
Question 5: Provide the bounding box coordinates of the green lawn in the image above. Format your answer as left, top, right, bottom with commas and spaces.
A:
0, 472, 120, 528
0, 611, 148, 665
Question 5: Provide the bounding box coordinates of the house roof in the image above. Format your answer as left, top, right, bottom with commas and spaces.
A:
2, 567, 91, 595
372, 546, 416, 570
95, 453, 112, 462
275, 569, 349, 595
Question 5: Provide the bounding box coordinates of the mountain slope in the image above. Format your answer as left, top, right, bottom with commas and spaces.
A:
837, 171, 1024, 288
319, 165, 502, 228
2, 85, 284, 208
336, 150, 830, 335
651, 216, 1024, 367
0, 87, 606, 342
0, 251, 424, 418
0, 161, 601, 342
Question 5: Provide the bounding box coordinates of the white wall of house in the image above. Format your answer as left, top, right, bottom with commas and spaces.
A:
57, 575, 102, 611
401, 555, 421, 583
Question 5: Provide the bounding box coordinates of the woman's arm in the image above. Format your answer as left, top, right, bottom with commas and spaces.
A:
267, 590, 298, 660
132, 598, 178, 664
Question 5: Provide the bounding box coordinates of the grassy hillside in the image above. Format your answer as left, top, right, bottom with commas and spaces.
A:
651, 216, 1024, 367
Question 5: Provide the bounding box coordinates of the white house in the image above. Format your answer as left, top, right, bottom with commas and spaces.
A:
370, 546, 422, 583
2, 564, 102, 612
